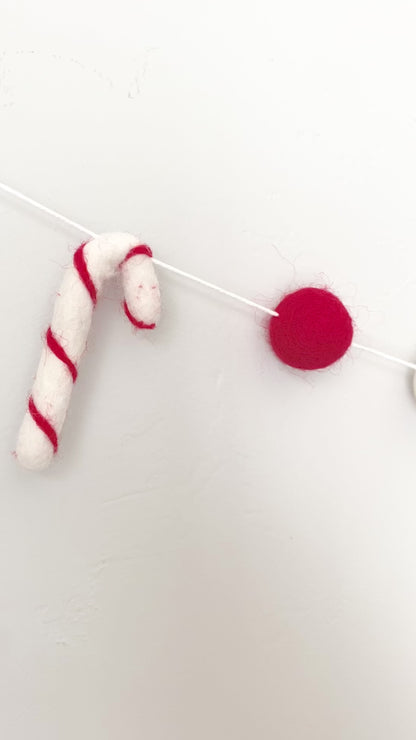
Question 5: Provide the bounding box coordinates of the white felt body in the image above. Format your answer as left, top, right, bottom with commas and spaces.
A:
16, 233, 161, 471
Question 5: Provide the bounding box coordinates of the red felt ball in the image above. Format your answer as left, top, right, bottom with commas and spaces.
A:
269, 287, 353, 370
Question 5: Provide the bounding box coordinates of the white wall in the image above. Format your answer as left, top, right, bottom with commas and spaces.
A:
2, 1, 416, 737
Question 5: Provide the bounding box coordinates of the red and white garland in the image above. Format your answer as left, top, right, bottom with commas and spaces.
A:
2, 182, 416, 472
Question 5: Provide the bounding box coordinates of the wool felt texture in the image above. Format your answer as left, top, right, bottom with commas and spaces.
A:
16, 233, 161, 472
269, 287, 353, 370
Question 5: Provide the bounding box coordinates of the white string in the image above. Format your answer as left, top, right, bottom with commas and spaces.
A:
0, 182, 278, 318
351, 342, 416, 372
1, 180, 416, 373
0, 182, 98, 239
151, 258, 279, 315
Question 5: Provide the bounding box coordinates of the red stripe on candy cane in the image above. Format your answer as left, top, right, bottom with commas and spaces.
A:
28, 396, 58, 454
46, 327, 78, 382
73, 242, 97, 305
120, 244, 153, 265
123, 300, 156, 329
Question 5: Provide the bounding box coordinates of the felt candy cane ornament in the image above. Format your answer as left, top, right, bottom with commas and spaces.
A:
16, 233, 161, 471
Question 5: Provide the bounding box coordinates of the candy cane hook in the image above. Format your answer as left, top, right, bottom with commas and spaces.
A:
16, 233, 161, 471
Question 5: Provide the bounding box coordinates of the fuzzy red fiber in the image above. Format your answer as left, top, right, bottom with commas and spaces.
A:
46, 327, 78, 382
28, 396, 58, 453
269, 287, 353, 370
73, 243, 97, 305
121, 244, 153, 264
123, 301, 156, 329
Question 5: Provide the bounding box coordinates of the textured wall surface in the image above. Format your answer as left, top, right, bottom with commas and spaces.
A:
2, 2, 416, 738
